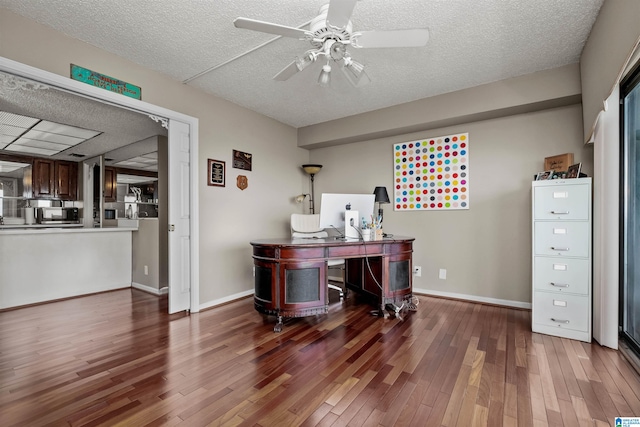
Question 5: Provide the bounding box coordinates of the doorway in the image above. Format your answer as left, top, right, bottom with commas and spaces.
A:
0, 57, 200, 314
621, 62, 640, 358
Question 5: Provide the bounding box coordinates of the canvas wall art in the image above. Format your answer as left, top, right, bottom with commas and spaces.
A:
393, 133, 469, 211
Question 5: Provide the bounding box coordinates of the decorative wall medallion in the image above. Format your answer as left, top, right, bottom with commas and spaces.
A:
236, 175, 248, 190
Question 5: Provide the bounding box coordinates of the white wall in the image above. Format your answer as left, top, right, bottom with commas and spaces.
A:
311, 104, 591, 306
580, 0, 640, 142
132, 219, 160, 292
580, 0, 640, 348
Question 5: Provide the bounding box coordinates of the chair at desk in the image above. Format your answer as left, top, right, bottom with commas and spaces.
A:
290, 213, 345, 299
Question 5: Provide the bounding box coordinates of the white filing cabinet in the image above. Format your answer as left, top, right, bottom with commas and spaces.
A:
531, 178, 592, 342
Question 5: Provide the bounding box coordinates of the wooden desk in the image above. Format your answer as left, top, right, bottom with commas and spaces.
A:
250, 236, 414, 331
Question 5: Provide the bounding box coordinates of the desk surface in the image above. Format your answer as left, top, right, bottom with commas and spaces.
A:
250, 235, 414, 247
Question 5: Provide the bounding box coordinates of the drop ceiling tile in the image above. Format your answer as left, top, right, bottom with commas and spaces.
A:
4, 144, 59, 156
0, 111, 39, 128
20, 130, 84, 146
0, 124, 27, 137
1, 135, 16, 145
33, 121, 101, 139
12, 137, 72, 152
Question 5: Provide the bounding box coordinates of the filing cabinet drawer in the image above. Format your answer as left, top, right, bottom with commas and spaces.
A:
533, 292, 589, 333
533, 257, 589, 295
534, 222, 590, 257
533, 184, 590, 220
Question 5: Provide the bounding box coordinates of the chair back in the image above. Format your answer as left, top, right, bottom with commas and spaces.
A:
291, 213, 328, 238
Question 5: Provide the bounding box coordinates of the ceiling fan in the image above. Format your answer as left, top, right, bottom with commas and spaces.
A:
233, 0, 429, 87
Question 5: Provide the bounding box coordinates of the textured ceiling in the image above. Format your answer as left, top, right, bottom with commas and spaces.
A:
0, 0, 604, 129
0, 74, 166, 163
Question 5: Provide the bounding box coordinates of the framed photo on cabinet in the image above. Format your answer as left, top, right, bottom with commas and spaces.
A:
566, 163, 582, 178
535, 170, 554, 181
208, 159, 225, 187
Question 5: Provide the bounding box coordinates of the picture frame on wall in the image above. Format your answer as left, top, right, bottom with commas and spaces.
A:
208, 159, 225, 187
566, 163, 582, 178
535, 170, 554, 181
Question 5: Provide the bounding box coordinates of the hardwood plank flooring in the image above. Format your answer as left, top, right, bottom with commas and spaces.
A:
1, 289, 640, 426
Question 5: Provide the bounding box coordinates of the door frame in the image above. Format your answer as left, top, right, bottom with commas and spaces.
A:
0, 56, 200, 313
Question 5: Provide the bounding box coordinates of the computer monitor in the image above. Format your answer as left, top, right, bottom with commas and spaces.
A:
318, 193, 375, 236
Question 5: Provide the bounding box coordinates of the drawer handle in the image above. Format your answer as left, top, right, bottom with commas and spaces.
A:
551, 247, 569, 251
551, 318, 570, 324
551, 210, 570, 214
550, 282, 569, 288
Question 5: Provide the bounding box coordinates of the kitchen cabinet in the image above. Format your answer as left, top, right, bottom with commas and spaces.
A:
55, 161, 78, 200
104, 166, 117, 202
33, 159, 78, 200
33, 159, 55, 198
531, 178, 592, 342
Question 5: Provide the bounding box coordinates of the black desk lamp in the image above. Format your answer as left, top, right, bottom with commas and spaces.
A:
373, 186, 390, 222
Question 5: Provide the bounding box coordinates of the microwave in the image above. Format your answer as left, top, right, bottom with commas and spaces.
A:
36, 207, 80, 224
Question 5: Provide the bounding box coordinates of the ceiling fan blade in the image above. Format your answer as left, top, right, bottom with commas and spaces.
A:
326, 0, 358, 30
352, 29, 430, 48
234, 17, 310, 39
273, 61, 300, 81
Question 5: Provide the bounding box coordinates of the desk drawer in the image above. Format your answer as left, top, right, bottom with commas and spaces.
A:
533, 292, 589, 333
533, 257, 589, 295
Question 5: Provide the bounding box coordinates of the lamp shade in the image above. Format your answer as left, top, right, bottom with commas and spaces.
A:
302, 164, 323, 175
373, 186, 390, 204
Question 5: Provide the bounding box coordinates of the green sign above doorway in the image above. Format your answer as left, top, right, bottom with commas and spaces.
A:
70, 64, 141, 100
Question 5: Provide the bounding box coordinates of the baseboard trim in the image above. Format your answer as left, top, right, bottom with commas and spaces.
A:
199, 289, 254, 311
619, 339, 640, 376
413, 288, 531, 310
198, 287, 530, 311
131, 282, 167, 296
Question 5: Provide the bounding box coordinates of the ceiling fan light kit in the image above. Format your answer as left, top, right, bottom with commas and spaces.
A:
233, 0, 429, 88
318, 64, 332, 87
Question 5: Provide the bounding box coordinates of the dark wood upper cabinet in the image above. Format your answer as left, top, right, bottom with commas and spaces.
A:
32, 158, 78, 200
32, 159, 55, 199
104, 166, 117, 202
55, 160, 78, 200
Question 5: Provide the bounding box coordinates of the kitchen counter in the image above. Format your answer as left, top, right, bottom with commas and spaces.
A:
0, 226, 137, 235
1, 227, 135, 309
0, 223, 84, 230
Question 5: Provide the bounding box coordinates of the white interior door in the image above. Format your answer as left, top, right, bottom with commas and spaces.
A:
168, 119, 191, 313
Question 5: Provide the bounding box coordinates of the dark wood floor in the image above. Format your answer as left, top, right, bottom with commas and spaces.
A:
1, 289, 639, 426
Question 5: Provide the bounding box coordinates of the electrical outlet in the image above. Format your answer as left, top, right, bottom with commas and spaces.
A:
144, 265, 148, 276
439, 268, 447, 280
413, 266, 422, 277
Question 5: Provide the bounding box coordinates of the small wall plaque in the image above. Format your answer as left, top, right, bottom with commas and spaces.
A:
232, 150, 252, 171
236, 175, 248, 190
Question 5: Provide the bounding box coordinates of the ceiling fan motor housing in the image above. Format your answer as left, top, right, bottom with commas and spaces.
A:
309, 4, 353, 48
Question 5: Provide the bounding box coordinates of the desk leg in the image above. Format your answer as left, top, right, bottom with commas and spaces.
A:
274, 315, 283, 333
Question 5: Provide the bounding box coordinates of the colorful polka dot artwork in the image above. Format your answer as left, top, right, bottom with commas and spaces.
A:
393, 133, 469, 211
